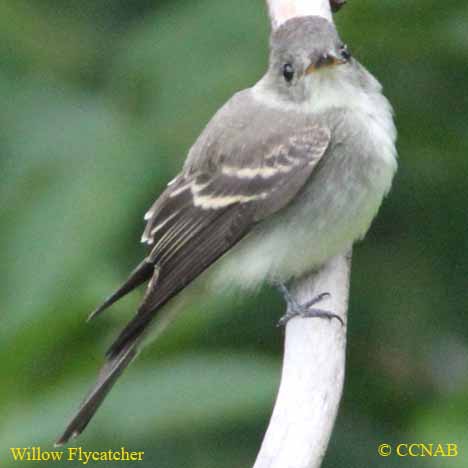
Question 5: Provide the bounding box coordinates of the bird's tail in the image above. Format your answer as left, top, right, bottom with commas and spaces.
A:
56, 259, 191, 445
87, 259, 154, 322
55, 341, 139, 447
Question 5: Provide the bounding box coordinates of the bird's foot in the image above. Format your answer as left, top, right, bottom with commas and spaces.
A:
275, 282, 343, 327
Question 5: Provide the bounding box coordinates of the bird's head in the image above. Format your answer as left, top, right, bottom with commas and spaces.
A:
266, 16, 352, 104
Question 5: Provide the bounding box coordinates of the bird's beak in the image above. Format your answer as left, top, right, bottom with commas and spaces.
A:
305, 52, 347, 75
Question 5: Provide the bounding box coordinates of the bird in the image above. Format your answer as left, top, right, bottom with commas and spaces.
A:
56, 15, 397, 446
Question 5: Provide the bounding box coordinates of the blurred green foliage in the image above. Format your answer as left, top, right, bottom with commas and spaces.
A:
1, 1, 467, 467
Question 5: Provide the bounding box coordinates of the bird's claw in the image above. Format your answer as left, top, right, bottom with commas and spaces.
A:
277, 307, 343, 327
275, 283, 343, 327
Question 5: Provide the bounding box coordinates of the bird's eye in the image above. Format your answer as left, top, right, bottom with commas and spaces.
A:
282, 63, 295, 82
339, 44, 351, 61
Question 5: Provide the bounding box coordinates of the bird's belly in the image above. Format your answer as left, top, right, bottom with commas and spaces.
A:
210, 140, 395, 291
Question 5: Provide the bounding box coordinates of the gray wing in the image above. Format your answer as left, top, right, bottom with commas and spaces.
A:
56, 124, 330, 446
107, 124, 330, 358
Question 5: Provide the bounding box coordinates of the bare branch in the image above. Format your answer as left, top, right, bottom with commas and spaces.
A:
330, 0, 347, 13
253, 254, 351, 468
267, 0, 333, 28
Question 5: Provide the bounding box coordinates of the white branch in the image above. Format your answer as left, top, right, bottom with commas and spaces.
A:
267, 0, 333, 29
254, 254, 351, 468
254, 3, 350, 467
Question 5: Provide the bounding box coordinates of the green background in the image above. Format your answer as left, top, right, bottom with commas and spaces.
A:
1, 1, 467, 466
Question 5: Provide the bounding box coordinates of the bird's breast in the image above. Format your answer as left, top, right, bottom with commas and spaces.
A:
209, 101, 397, 292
